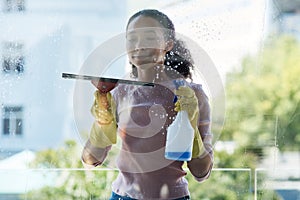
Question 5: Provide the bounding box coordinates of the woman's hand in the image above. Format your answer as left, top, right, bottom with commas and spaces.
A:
174, 86, 204, 158
89, 90, 117, 148
91, 91, 115, 124
174, 86, 198, 125
91, 79, 117, 93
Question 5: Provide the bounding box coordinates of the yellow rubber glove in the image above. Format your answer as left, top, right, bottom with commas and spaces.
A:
89, 90, 117, 148
174, 86, 204, 158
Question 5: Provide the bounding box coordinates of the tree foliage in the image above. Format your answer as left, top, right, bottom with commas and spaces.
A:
223, 35, 300, 151
24, 140, 118, 200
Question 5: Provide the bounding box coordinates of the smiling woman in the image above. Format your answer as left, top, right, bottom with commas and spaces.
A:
126, 21, 169, 69
81, 9, 213, 200
126, 9, 194, 81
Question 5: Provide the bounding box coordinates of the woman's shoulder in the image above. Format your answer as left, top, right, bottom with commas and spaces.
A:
189, 82, 202, 90
189, 82, 209, 101
189, 82, 204, 94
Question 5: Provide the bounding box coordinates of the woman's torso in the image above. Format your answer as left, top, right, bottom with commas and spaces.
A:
111, 81, 192, 199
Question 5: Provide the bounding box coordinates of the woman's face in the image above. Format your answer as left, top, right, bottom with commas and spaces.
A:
126, 16, 171, 68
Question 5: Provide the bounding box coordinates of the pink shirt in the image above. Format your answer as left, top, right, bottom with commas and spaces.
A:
104, 81, 212, 199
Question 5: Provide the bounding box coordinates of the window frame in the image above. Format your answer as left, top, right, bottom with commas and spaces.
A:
3, 0, 25, 12
2, 41, 25, 74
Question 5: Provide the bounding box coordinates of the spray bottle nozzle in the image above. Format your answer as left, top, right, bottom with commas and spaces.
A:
173, 79, 185, 103
173, 79, 185, 89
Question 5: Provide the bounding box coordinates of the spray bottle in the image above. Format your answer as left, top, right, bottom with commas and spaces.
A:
165, 80, 194, 161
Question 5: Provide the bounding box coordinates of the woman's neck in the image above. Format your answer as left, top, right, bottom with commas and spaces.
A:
137, 64, 170, 83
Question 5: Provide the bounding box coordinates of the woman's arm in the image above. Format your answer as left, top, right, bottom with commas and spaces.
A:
81, 90, 117, 168
187, 122, 214, 182
187, 84, 214, 182
81, 139, 111, 168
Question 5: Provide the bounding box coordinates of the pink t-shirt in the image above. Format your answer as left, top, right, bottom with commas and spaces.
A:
107, 80, 213, 199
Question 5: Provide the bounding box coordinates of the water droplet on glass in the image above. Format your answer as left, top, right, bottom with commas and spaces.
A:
160, 184, 169, 198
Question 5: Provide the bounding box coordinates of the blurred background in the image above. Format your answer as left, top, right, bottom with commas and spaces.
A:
0, 0, 299, 199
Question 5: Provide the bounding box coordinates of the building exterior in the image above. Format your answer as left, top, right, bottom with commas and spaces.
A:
0, 0, 127, 158
269, 0, 300, 38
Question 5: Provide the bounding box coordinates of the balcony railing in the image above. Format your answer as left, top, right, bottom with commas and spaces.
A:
0, 168, 299, 199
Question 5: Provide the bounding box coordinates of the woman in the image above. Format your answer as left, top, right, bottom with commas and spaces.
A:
82, 9, 213, 200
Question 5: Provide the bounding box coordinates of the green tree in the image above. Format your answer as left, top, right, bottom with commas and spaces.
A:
24, 140, 118, 200
224, 35, 300, 152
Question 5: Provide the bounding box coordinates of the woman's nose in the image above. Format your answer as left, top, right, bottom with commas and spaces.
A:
134, 38, 147, 50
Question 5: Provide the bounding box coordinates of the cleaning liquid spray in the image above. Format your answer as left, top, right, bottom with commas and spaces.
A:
165, 80, 194, 161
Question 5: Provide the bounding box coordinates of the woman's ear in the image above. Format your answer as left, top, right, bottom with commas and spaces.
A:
165, 40, 174, 52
